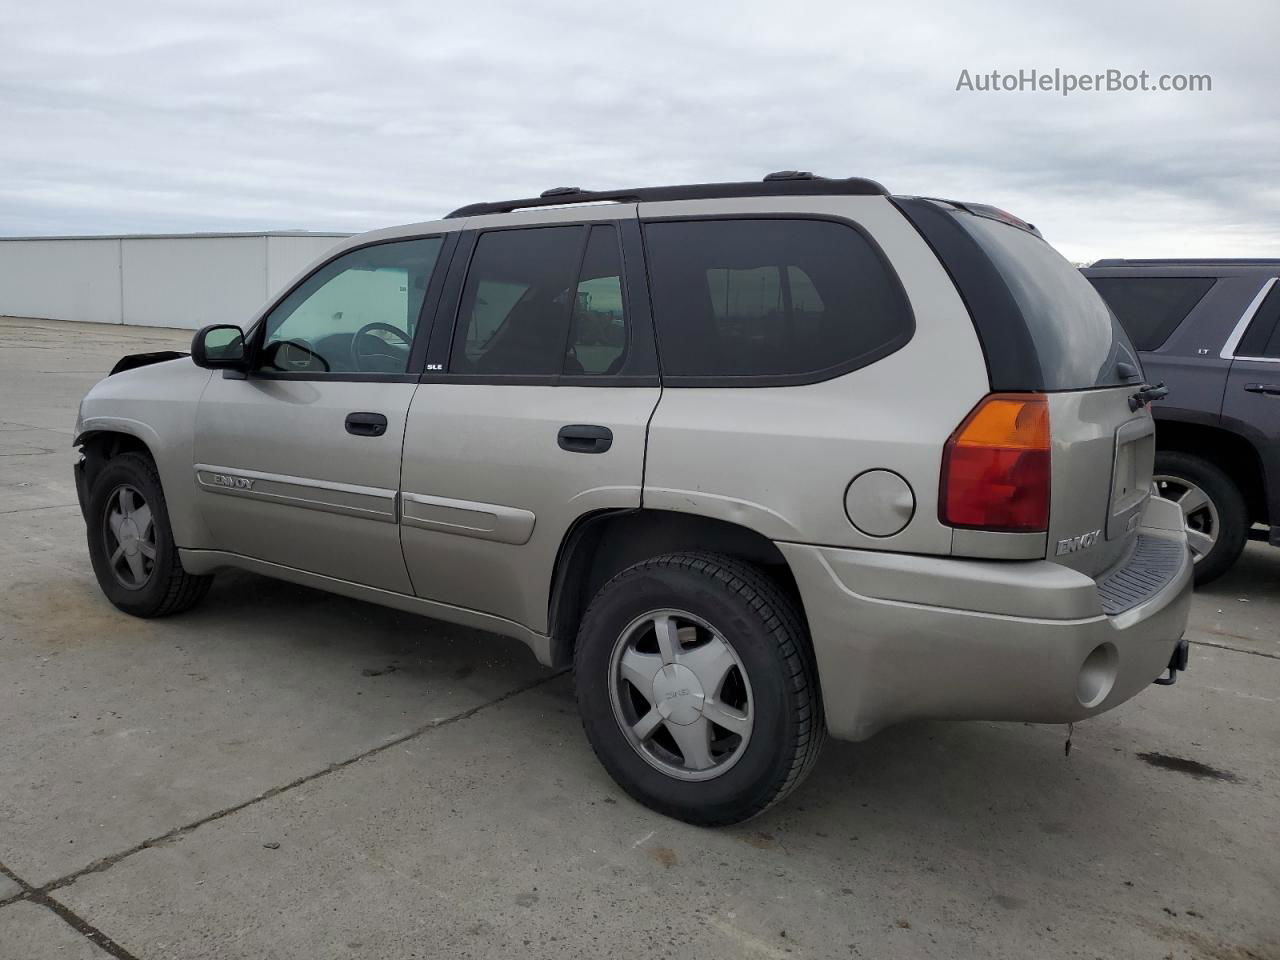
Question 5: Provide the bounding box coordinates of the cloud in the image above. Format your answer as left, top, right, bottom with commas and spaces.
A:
1, 0, 1277, 261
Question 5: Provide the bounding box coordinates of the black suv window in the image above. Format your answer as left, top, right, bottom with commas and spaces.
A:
451, 225, 629, 378
261, 237, 443, 375
642, 219, 912, 383
954, 214, 1139, 389
452, 226, 581, 376
1236, 284, 1280, 359
1087, 276, 1215, 351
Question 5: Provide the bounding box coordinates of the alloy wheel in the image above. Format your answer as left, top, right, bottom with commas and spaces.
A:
103, 484, 157, 589
608, 609, 754, 782
1154, 474, 1219, 563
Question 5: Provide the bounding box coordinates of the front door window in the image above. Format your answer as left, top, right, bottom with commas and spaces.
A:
261, 236, 444, 374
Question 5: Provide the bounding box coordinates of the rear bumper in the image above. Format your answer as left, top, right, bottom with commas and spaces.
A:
780, 497, 1193, 742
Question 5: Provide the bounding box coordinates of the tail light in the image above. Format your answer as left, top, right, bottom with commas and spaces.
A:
940, 393, 1050, 532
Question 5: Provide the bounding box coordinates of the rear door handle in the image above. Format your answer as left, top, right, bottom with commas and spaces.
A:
557, 424, 613, 454
1244, 383, 1280, 396
345, 412, 388, 437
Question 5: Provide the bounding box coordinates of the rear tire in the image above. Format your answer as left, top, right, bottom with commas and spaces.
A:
1154, 451, 1248, 586
573, 552, 824, 826
85, 452, 213, 617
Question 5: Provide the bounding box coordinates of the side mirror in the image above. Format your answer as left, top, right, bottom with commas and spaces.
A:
191, 325, 247, 370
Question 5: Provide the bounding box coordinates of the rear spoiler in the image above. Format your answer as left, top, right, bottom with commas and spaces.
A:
109, 351, 189, 376
897, 196, 1043, 238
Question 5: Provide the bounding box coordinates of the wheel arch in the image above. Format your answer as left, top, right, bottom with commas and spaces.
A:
546, 508, 807, 668
75, 427, 159, 502
1154, 419, 1268, 525
76, 427, 156, 459
73, 420, 210, 549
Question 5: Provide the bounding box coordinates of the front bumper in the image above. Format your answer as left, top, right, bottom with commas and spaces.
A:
780, 496, 1194, 742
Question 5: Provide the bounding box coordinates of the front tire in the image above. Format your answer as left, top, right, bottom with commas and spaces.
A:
574, 552, 824, 826
85, 452, 212, 617
1154, 451, 1248, 586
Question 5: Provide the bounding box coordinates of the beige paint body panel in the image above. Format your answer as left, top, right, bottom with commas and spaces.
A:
400, 384, 659, 633
191, 376, 417, 593
178, 548, 551, 663
782, 495, 1192, 741
74, 358, 214, 547
1045, 389, 1153, 577
640, 195, 989, 553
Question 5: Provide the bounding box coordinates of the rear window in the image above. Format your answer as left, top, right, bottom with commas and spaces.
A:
642, 218, 913, 383
1086, 276, 1214, 350
956, 214, 1140, 389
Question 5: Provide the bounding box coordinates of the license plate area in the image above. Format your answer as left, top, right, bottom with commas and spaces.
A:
1108, 417, 1155, 540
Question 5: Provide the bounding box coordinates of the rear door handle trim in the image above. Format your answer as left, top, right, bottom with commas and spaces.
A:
557, 424, 613, 454
345, 412, 388, 436
1244, 383, 1280, 396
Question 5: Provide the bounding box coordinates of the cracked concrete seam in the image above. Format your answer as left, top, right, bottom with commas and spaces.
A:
29, 668, 564, 900
0, 670, 564, 959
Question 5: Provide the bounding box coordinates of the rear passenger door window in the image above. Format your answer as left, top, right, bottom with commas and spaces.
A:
642, 218, 913, 383
451, 226, 582, 376
450, 224, 629, 378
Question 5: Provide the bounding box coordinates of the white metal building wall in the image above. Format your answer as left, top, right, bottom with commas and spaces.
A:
0, 232, 349, 329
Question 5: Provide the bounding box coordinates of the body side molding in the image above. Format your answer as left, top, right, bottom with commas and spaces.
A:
399, 491, 536, 544
193, 463, 398, 522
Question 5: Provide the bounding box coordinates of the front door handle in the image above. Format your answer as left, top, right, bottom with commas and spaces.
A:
557, 424, 613, 454
1244, 383, 1280, 396
345, 412, 388, 437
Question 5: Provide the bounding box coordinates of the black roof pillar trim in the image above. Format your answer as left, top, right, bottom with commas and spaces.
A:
891, 196, 1045, 392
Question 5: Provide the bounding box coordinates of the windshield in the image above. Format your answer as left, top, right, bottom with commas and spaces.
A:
956, 213, 1140, 389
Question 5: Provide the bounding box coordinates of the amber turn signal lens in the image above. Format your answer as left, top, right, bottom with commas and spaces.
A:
940, 393, 1051, 533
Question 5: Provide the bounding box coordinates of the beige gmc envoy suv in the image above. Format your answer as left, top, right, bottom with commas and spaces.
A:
74, 173, 1194, 824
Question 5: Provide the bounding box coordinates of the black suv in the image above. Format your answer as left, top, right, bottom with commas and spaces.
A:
1083, 259, 1280, 583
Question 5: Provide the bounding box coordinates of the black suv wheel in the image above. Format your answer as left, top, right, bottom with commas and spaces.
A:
1154, 451, 1249, 586
573, 552, 823, 826
85, 452, 213, 616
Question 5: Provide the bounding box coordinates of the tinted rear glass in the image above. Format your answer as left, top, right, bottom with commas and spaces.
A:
643, 219, 912, 382
450, 226, 582, 376
956, 214, 1140, 389
1086, 276, 1214, 350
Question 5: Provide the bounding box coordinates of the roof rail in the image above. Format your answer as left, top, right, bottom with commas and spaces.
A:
444, 173, 889, 218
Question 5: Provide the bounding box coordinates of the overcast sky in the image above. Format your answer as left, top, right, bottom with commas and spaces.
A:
2, 0, 1277, 262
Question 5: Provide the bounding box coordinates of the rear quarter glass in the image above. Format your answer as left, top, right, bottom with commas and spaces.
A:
955, 213, 1142, 390
1085, 276, 1216, 352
